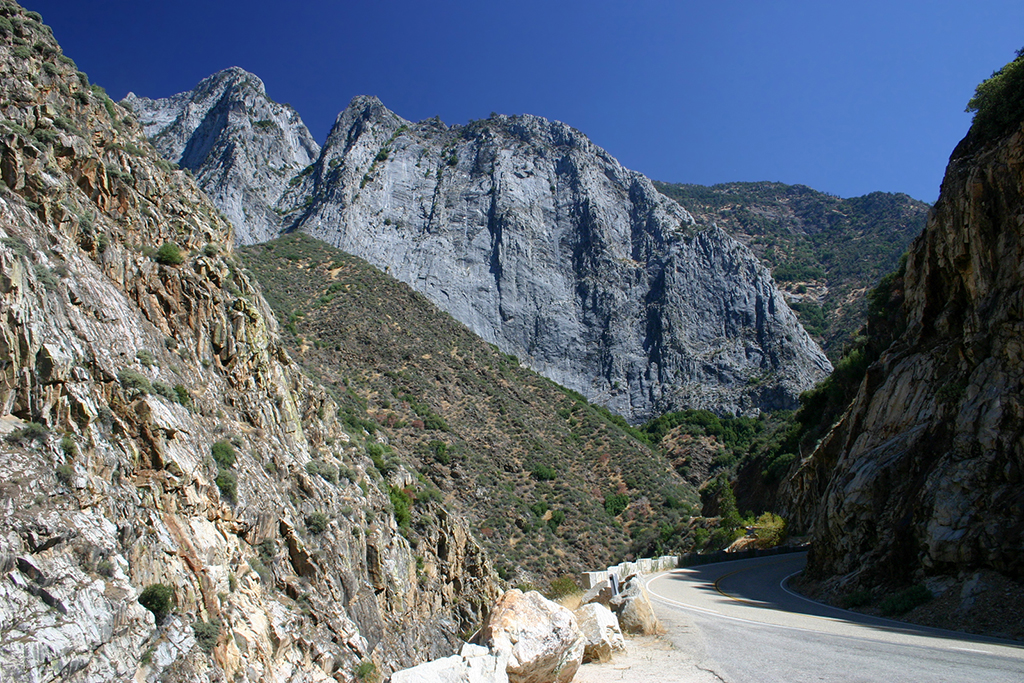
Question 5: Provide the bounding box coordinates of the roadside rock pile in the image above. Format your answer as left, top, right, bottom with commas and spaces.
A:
389, 575, 660, 681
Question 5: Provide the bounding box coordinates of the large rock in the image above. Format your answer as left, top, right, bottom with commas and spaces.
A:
131, 77, 832, 422
478, 590, 584, 683
573, 603, 625, 663
786, 61, 1024, 588
390, 643, 509, 683
608, 576, 660, 635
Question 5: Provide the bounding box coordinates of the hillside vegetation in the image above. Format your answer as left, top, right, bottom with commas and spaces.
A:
240, 233, 702, 582
653, 181, 928, 359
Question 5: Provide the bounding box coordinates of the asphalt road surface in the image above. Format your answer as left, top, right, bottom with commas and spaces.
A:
645, 553, 1024, 683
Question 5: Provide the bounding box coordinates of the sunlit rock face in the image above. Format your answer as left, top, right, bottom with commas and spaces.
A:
134, 83, 831, 422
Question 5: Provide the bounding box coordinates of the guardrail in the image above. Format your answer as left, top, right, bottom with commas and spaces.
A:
579, 544, 809, 589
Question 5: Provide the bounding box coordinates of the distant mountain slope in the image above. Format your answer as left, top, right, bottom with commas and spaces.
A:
124, 68, 320, 245
653, 181, 929, 359
129, 77, 832, 422
239, 232, 699, 580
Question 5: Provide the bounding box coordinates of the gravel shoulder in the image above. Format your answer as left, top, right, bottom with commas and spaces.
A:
573, 603, 724, 683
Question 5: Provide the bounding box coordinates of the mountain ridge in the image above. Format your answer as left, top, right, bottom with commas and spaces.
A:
127, 72, 833, 423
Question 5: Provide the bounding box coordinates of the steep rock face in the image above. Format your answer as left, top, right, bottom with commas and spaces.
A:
789, 112, 1024, 587
123, 68, 320, 245
287, 98, 831, 421
131, 80, 831, 421
0, 4, 496, 682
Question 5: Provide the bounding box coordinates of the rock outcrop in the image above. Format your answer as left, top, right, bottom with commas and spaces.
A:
789, 75, 1024, 589
130, 79, 831, 422
0, 3, 497, 681
123, 68, 320, 245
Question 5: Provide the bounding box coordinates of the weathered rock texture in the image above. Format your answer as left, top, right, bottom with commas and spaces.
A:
573, 603, 625, 664
132, 80, 831, 422
789, 100, 1024, 588
477, 589, 584, 683
0, 3, 496, 681
123, 68, 320, 245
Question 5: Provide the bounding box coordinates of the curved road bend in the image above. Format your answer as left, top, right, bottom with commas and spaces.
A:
645, 553, 1024, 683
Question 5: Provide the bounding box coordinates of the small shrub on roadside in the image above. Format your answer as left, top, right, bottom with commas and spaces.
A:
840, 589, 874, 609
546, 574, 580, 600
879, 585, 932, 616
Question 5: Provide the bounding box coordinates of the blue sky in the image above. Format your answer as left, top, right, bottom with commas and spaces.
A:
25, 1, 1024, 203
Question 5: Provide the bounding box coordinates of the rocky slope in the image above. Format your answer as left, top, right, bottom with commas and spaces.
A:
0, 3, 496, 681
239, 232, 699, 581
129, 78, 832, 423
653, 181, 929, 359
123, 69, 320, 245
788, 64, 1024, 596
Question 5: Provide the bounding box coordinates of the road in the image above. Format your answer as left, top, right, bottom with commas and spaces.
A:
644, 553, 1024, 683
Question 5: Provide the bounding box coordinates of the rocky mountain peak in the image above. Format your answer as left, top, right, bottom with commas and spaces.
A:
132, 82, 831, 421
123, 66, 320, 245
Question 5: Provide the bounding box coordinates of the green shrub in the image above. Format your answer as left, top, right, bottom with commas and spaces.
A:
753, 512, 787, 548
547, 509, 565, 531
215, 470, 237, 503
306, 459, 339, 484
32, 127, 57, 146
192, 619, 221, 652
389, 485, 412, 529
604, 493, 628, 517
354, 660, 376, 681
173, 384, 192, 408
429, 440, 449, 465
211, 440, 236, 468
305, 512, 328, 535
96, 559, 115, 577
12, 45, 31, 60
840, 589, 874, 609
152, 380, 176, 401
531, 464, 557, 481
138, 583, 173, 621
879, 585, 932, 616
546, 574, 580, 600
55, 463, 74, 485
135, 349, 157, 367
6, 421, 48, 443
966, 47, 1024, 142
154, 241, 184, 265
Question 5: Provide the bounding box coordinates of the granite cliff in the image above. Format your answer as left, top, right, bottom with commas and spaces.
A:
789, 54, 1024, 603
124, 69, 320, 246
0, 3, 496, 681
128, 78, 832, 423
